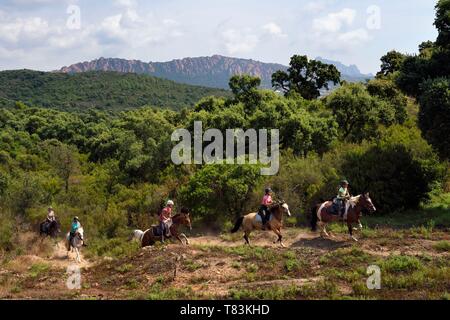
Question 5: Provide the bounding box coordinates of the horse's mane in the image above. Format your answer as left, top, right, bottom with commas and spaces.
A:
349, 195, 361, 207
172, 213, 181, 219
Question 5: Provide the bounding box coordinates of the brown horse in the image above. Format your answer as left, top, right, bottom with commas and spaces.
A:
141, 210, 192, 247
231, 201, 291, 247
311, 193, 376, 241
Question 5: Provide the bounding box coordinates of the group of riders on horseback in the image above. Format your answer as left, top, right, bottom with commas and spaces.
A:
40, 207, 85, 247
256, 180, 351, 228
40, 178, 376, 251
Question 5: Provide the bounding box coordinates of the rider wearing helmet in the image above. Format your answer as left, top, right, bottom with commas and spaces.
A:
258, 188, 273, 230
159, 200, 174, 241
68, 216, 82, 248
46, 206, 56, 222
337, 180, 350, 217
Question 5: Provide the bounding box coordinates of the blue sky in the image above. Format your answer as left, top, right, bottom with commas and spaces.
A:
0, 0, 438, 74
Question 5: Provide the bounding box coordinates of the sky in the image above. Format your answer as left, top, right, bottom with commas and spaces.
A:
0, 0, 438, 74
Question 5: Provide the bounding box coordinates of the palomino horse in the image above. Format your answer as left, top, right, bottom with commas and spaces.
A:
40, 219, 61, 239
231, 201, 291, 247
141, 210, 192, 247
311, 193, 376, 241
66, 228, 85, 263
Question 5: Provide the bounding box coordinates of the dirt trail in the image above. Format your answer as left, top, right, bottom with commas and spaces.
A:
50, 241, 92, 269
1, 228, 448, 299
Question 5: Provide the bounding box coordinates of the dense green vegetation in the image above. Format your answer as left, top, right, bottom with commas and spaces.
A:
0, 70, 230, 111
0, 0, 448, 260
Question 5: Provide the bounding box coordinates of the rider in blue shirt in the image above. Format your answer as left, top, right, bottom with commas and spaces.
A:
69, 216, 83, 245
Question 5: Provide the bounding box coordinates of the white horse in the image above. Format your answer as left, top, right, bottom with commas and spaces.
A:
129, 229, 146, 244
66, 227, 84, 263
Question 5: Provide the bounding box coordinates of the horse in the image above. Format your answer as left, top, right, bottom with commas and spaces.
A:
231, 201, 291, 247
311, 192, 376, 241
39, 219, 61, 239
129, 229, 145, 243
141, 209, 192, 247
66, 227, 85, 263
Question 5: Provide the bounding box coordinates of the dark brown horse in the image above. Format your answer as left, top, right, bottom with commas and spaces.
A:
141, 210, 192, 247
40, 219, 61, 239
311, 193, 376, 241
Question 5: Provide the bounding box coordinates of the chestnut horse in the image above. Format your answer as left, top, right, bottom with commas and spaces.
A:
231, 201, 291, 247
311, 193, 376, 241
141, 210, 192, 247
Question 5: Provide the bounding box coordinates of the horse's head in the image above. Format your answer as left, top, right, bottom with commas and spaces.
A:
77, 227, 84, 238
179, 207, 192, 230
272, 201, 291, 218
359, 192, 376, 213
280, 201, 291, 217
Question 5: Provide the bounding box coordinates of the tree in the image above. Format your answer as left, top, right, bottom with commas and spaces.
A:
418, 78, 450, 159
272, 55, 341, 100
229, 75, 262, 112
325, 83, 396, 142
435, 0, 450, 48
179, 164, 263, 223
343, 144, 441, 213
377, 50, 406, 77
44, 140, 79, 192
367, 79, 408, 124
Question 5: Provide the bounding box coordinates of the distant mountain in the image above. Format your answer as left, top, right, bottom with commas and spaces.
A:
59, 55, 373, 90
315, 57, 374, 82
0, 70, 229, 111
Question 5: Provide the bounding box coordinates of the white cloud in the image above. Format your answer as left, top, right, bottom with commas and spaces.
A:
337, 28, 370, 43
0, 16, 51, 44
0, 4, 183, 66
114, 0, 137, 8
221, 28, 259, 54
262, 22, 287, 38
309, 8, 371, 52
313, 8, 356, 32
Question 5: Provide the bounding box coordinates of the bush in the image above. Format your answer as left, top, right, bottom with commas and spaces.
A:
342, 127, 444, 213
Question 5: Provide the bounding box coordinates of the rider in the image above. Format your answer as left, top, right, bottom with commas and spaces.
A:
68, 216, 82, 248
258, 188, 273, 230
46, 206, 56, 223
159, 200, 174, 242
336, 180, 350, 218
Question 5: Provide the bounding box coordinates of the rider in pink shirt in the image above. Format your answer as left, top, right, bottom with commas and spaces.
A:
259, 188, 273, 230
159, 200, 174, 240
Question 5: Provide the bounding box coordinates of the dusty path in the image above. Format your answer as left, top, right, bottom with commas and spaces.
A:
1, 227, 448, 299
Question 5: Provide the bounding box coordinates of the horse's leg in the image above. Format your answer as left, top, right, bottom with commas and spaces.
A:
348, 223, 358, 242
272, 228, 285, 248
180, 233, 189, 245
243, 231, 250, 246
76, 248, 81, 263
319, 222, 330, 238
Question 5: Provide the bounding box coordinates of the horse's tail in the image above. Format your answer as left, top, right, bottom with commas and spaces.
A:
231, 217, 244, 233
311, 205, 318, 231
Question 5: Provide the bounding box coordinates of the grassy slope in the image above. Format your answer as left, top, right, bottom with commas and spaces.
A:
0, 70, 230, 111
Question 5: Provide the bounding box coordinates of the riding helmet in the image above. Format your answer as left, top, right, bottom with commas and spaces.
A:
265, 188, 272, 193
341, 180, 349, 185
73, 216, 79, 221
167, 200, 174, 206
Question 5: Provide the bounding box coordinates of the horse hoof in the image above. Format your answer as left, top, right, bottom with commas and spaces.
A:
280, 243, 286, 248
351, 237, 358, 242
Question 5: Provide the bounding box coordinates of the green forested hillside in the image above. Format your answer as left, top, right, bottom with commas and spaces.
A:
0, 70, 230, 111
0, 0, 448, 263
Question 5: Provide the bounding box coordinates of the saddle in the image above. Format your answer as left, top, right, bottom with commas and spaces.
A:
152, 225, 163, 237
326, 198, 342, 216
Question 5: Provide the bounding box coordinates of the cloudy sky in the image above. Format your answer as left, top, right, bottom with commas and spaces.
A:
0, 0, 438, 74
